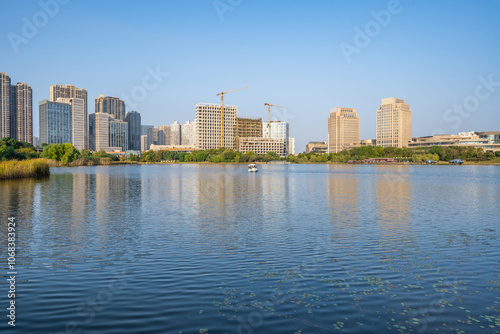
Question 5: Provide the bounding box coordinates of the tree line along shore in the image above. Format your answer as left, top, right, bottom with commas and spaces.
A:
1, 138, 500, 179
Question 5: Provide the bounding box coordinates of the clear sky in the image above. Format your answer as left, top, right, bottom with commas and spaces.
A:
1, 0, 499, 151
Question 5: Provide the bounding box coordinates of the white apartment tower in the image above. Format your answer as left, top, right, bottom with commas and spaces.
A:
170, 120, 181, 145
181, 120, 196, 146
195, 103, 237, 150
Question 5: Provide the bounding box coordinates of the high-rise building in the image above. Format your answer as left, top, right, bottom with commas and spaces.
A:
141, 125, 154, 136
56, 98, 85, 150
263, 121, 290, 154
11, 83, 33, 144
327, 107, 359, 153
146, 127, 155, 150
39, 99, 72, 145
234, 117, 262, 149
170, 121, 181, 145
181, 120, 196, 146
125, 111, 141, 151
376, 98, 412, 148
0, 73, 33, 143
95, 95, 126, 121
50, 84, 88, 148
155, 125, 169, 145
195, 103, 237, 150
109, 118, 128, 151
288, 137, 295, 155
89, 113, 109, 151
0, 72, 10, 139
140, 135, 148, 152
89, 113, 128, 151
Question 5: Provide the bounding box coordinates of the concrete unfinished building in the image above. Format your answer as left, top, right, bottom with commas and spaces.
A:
234, 116, 262, 149
195, 103, 237, 150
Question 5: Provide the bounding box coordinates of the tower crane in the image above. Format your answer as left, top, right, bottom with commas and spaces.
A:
264, 103, 288, 138
217, 86, 248, 147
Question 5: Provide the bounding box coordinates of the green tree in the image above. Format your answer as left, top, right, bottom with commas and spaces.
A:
0, 145, 15, 160
61, 143, 80, 163
41, 143, 80, 163
196, 151, 207, 162
222, 149, 236, 162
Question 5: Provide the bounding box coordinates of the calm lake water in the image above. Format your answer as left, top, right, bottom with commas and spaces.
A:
1, 164, 499, 333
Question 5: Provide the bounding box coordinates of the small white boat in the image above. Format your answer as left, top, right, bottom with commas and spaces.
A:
248, 164, 258, 172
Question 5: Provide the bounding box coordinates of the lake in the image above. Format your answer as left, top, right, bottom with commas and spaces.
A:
1, 164, 499, 333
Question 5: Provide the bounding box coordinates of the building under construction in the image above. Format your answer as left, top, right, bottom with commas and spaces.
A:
234, 116, 262, 149
195, 103, 237, 150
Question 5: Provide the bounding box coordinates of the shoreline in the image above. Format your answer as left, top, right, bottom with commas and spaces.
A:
56, 161, 500, 167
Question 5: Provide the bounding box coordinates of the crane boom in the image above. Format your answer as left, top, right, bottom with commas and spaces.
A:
217, 86, 248, 147
264, 103, 288, 138
217, 86, 248, 96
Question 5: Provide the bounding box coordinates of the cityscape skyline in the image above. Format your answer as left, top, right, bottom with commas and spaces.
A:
2, 0, 499, 151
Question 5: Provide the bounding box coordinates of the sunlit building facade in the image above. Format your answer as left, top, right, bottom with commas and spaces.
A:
50, 84, 88, 148
89, 113, 128, 151
327, 107, 359, 153
263, 121, 290, 154
238, 137, 286, 157
1, 73, 33, 143
95, 95, 126, 121
195, 103, 237, 150
376, 98, 412, 148
56, 98, 85, 150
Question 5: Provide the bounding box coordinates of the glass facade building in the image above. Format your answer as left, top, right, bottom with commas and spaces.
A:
39, 99, 72, 145
125, 111, 141, 151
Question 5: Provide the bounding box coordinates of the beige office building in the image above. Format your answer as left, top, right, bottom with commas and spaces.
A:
50, 84, 88, 149
89, 113, 128, 152
12, 83, 33, 144
238, 137, 286, 157
195, 103, 237, 150
95, 95, 126, 121
0, 72, 10, 139
376, 98, 412, 148
327, 107, 359, 153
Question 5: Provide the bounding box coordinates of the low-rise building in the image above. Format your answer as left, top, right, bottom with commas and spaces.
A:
149, 144, 196, 152
238, 137, 286, 157
409, 131, 500, 152
306, 141, 327, 154
360, 139, 376, 146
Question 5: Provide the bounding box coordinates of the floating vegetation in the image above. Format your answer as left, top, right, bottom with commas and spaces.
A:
204, 227, 500, 333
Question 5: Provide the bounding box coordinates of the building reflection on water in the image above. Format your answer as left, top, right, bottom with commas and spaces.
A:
0, 178, 36, 266
327, 170, 360, 226
374, 166, 412, 237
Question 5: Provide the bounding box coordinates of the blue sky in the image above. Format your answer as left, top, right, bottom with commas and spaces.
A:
1, 0, 499, 151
